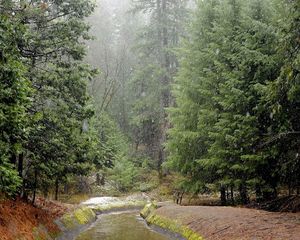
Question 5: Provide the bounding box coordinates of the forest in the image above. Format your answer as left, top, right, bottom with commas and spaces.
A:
0, 0, 299, 210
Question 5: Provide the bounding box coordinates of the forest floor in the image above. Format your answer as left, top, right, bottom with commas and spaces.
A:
0, 197, 72, 240
154, 204, 300, 240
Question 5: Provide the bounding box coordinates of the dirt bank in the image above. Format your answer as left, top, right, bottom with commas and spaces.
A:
0, 198, 70, 240
151, 204, 300, 240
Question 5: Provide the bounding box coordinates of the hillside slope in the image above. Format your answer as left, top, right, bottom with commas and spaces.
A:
0, 198, 69, 240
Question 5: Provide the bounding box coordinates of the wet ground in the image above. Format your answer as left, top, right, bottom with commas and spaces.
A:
75, 210, 173, 240
71, 195, 300, 240
154, 205, 300, 240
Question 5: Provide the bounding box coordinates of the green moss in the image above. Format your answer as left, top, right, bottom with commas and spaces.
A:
48, 231, 61, 239
74, 207, 95, 224
140, 202, 157, 218
141, 203, 203, 240
30, 207, 95, 240
61, 212, 77, 229
60, 207, 96, 230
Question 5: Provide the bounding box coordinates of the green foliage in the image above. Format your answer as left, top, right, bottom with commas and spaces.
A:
0, 15, 30, 195
108, 156, 138, 192
0, 0, 101, 198
1, 0, 299, 201
87, 111, 140, 193
126, 0, 190, 170
167, 0, 300, 203
0, 163, 22, 196
127, 64, 162, 154
88, 112, 130, 169
260, 0, 300, 193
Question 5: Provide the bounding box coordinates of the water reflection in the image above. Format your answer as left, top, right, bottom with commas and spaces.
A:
76, 211, 172, 240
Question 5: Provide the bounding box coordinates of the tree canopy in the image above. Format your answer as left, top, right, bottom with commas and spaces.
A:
1, 0, 299, 204
167, 0, 300, 203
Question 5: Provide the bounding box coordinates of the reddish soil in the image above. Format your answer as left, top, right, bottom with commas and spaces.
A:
0, 198, 71, 240
155, 205, 300, 240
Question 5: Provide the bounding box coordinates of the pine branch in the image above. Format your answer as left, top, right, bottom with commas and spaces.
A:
259, 131, 300, 148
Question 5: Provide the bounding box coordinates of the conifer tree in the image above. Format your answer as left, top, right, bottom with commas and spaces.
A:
129, 0, 189, 174
0, 15, 30, 195
261, 0, 300, 195
0, 0, 99, 200
167, 0, 221, 195
168, 0, 282, 203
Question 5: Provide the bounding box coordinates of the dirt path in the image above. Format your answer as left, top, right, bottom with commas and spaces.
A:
154, 205, 300, 240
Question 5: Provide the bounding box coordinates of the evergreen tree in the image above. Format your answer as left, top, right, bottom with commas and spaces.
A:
167, 0, 221, 195
129, 0, 189, 174
0, 0, 100, 200
261, 0, 300, 195
168, 0, 282, 203
0, 15, 30, 195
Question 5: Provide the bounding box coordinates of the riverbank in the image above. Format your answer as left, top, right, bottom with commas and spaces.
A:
142, 203, 300, 240
0, 198, 71, 240
0, 194, 149, 240
58, 195, 149, 240
2, 195, 300, 240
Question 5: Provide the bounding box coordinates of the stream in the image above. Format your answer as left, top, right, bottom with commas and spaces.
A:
66, 196, 179, 240
75, 210, 173, 240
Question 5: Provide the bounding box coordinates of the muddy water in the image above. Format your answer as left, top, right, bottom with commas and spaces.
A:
75, 211, 172, 240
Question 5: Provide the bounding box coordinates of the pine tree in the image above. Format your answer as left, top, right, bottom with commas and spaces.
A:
261, 0, 300, 195
167, 0, 281, 203
0, 15, 30, 195
129, 0, 189, 174
1, 0, 99, 200
167, 0, 221, 195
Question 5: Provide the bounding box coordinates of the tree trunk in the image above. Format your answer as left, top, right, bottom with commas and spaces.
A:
18, 153, 24, 178
230, 185, 235, 205
157, 149, 164, 180
32, 170, 38, 205
179, 191, 184, 205
161, 0, 170, 109
272, 186, 278, 199
220, 185, 227, 206
226, 186, 229, 201
55, 179, 59, 201
43, 188, 48, 199
239, 183, 249, 204
64, 183, 69, 194
96, 173, 101, 186
10, 153, 17, 166
288, 182, 292, 196
135, 141, 139, 152
255, 184, 263, 202
18, 153, 25, 199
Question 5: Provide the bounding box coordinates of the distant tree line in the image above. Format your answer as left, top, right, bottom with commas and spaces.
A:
167, 0, 300, 204
85, 0, 192, 179
123, 0, 190, 175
